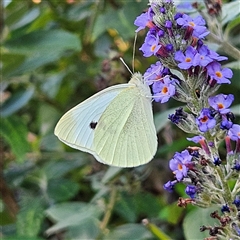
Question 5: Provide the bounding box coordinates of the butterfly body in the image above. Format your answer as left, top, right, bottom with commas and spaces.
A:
54, 73, 157, 167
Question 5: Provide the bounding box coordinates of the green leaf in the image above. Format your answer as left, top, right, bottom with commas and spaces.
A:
16, 198, 44, 237
222, 2, 240, 25
5, 30, 81, 75
47, 178, 80, 202
40, 72, 65, 99
37, 103, 59, 136
115, 192, 162, 223
223, 61, 240, 69
0, 116, 30, 162
45, 202, 102, 235
104, 224, 153, 240
154, 107, 179, 133
65, 1, 92, 21
231, 104, 240, 116
5, 1, 30, 27
65, 218, 100, 240
0, 87, 34, 117
101, 166, 122, 184
3, 237, 44, 240
183, 207, 218, 240
92, 1, 146, 42
1, 53, 26, 77
11, 8, 40, 30
42, 158, 87, 180
159, 202, 184, 225
40, 134, 62, 151
156, 136, 189, 155
224, 15, 240, 37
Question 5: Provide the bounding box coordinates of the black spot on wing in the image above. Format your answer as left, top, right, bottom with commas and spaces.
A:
90, 121, 98, 129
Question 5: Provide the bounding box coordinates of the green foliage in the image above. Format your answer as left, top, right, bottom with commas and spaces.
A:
0, 116, 30, 162
45, 202, 102, 238
183, 207, 219, 239
1, 0, 239, 240
16, 197, 44, 237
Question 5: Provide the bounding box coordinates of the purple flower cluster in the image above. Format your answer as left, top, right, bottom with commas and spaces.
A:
134, 0, 233, 107
134, 1, 239, 237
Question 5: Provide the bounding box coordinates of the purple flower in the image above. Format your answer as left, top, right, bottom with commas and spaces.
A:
166, 44, 173, 52
174, 12, 183, 20
208, 94, 234, 114
221, 204, 230, 213
163, 180, 177, 192
175, 46, 197, 69
228, 124, 240, 141
232, 223, 240, 236
187, 135, 205, 143
185, 185, 197, 199
220, 116, 233, 130
208, 49, 228, 61
207, 62, 233, 84
187, 135, 211, 155
165, 20, 172, 28
233, 196, 240, 208
139, 32, 161, 57
193, 45, 213, 67
176, 14, 209, 39
196, 108, 216, 132
158, 29, 165, 38
168, 107, 187, 124
169, 150, 193, 181
233, 161, 240, 171
213, 157, 221, 166
143, 61, 165, 85
152, 76, 176, 103
134, 12, 148, 32
160, 7, 166, 14
134, 8, 155, 32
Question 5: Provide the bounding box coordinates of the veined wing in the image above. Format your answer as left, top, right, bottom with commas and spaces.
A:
54, 83, 132, 156
93, 85, 157, 167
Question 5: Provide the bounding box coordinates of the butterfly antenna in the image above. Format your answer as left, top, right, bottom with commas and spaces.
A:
132, 32, 137, 73
120, 57, 133, 75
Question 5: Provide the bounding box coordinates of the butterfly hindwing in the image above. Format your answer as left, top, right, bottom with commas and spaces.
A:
93, 83, 157, 167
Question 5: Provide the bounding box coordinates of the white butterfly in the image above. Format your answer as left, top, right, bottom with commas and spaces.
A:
54, 72, 157, 167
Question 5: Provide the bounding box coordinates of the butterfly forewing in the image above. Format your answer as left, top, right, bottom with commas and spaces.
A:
54, 84, 131, 155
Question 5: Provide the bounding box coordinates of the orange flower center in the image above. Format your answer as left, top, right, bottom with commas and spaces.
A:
189, 22, 195, 27
201, 116, 208, 123
185, 57, 191, 62
162, 86, 168, 94
151, 45, 156, 52
215, 71, 222, 78
217, 103, 224, 109
178, 164, 183, 171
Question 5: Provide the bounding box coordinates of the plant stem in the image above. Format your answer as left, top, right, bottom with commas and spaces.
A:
208, 32, 240, 60
98, 187, 117, 236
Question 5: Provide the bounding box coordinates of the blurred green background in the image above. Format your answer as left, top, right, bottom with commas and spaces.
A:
1, 0, 239, 239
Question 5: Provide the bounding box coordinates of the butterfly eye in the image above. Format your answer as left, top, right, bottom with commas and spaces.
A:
90, 121, 98, 129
